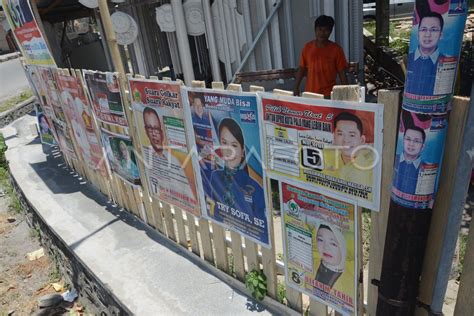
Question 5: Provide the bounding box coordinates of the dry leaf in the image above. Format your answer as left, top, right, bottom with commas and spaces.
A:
26, 248, 44, 261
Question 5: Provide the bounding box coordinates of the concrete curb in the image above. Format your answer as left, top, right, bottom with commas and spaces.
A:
0, 52, 21, 63
0, 96, 36, 128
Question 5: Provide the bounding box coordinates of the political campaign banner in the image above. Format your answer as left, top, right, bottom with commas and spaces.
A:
1, 0, 56, 66
55, 72, 106, 172
83, 70, 128, 127
100, 128, 140, 186
52, 121, 77, 161
280, 179, 357, 315
260, 93, 383, 211
183, 88, 270, 247
129, 78, 200, 216
36, 67, 66, 124
403, 0, 468, 114
35, 104, 55, 146
391, 109, 448, 209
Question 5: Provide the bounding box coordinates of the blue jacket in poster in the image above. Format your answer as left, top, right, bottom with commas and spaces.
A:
405, 49, 444, 96
209, 166, 268, 244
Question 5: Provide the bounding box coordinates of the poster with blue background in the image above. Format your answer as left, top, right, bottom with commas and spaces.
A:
183, 88, 270, 247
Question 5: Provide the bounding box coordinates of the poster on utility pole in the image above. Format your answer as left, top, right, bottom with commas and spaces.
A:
183, 88, 270, 247
129, 78, 201, 217
260, 93, 383, 211
280, 179, 357, 315
1, 0, 56, 66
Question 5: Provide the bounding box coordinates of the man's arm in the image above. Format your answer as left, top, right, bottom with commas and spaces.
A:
338, 69, 348, 85
293, 67, 307, 96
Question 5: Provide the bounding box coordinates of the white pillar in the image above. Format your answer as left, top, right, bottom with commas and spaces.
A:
170, 0, 194, 85
202, 0, 221, 81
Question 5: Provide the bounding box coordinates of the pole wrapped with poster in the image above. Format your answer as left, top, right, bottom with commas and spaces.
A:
377, 1, 469, 315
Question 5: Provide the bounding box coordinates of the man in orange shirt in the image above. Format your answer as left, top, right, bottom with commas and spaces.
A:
294, 15, 348, 98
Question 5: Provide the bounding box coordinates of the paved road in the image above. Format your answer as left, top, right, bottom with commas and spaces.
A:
0, 58, 30, 102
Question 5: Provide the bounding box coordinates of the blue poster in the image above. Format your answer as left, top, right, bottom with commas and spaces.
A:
184, 89, 270, 247
403, 0, 468, 114
391, 109, 448, 209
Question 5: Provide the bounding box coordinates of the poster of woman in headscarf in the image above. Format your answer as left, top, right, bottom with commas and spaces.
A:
83, 70, 128, 127
280, 179, 357, 315
183, 88, 270, 247
101, 128, 140, 186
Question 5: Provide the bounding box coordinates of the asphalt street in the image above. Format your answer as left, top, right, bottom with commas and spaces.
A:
0, 58, 30, 102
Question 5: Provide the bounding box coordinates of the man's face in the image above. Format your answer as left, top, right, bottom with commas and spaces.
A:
315, 26, 332, 42
403, 129, 424, 161
144, 112, 163, 153
418, 17, 442, 53
334, 120, 365, 158
193, 98, 204, 117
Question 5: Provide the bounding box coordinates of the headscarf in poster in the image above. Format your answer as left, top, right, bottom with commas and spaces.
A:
184, 88, 270, 247
83, 70, 128, 127
1, 0, 56, 66
129, 78, 200, 216
100, 128, 140, 186
55, 72, 106, 173
260, 93, 383, 211
280, 179, 357, 315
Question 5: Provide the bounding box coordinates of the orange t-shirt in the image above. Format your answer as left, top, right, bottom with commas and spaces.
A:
299, 40, 348, 97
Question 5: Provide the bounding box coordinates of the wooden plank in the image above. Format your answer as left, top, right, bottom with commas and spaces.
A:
309, 299, 327, 316
262, 180, 277, 299
367, 90, 400, 316
301, 91, 324, 99
245, 238, 259, 272
416, 97, 470, 315
454, 226, 474, 315
161, 202, 176, 242
174, 207, 189, 248
249, 85, 265, 92
331, 85, 361, 101
211, 81, 225, 90
192, 80, 206, 88
227, 83, 242, 92
213, 224, 229, 272
230, 231, 245, 281
273, 88, 293, 96
199, 218, 215, 263
151, 197, 165, 234
187, 214, 200, 256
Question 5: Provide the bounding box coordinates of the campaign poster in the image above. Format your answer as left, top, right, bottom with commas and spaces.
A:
403, 0, 468, 114
183, 88, 270, 247
35, 104, 55, 146
36, 67, 66, 124
260, 93, 383, 211
53, 121, 77, 161
391, 109, 448, 209
83, 70, 128, 127
100, 128, 140, 186
280, 179, 357, 315
1, 0, 56, 66
130, 78, 200, 216
55, 72, 106, 172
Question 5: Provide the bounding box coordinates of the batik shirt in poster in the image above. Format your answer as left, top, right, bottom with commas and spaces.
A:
260, 93, 383, 211
281, 179, 357, 315
101, 128, 140, 186
83, 70, 128, 127
129, 78, 200, 216
1, 0, 56, 66
403, 1, 468, 114
184, 88, 270, 247
55, 72, 106, 172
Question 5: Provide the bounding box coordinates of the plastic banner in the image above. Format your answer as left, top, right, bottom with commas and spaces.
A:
100, 128, 140, 186
55, 72, 106, 172
260, 93, 383, 211
281, 179, 357, 315
83, 70, 128, 127
391, 109, 448, 209
403, 0, 468, 114
35, 104, 55, 146
1, 0, 56, 66
36, 66, 66, 124
129, 78, 201, 216
183, 88, 271, 247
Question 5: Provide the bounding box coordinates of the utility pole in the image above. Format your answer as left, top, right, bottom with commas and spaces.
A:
375, 0, 390, 47
376, 1, 469, 315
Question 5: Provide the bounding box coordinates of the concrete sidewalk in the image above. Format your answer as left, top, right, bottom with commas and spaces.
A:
2, 113, 295, 315
0, 52, 21, 63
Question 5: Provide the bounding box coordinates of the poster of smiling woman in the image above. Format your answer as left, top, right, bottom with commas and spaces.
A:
183, 88, 270, 247
280, 179, 357, 315
260, 93, 383, 211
